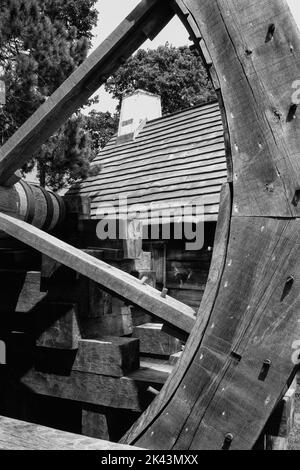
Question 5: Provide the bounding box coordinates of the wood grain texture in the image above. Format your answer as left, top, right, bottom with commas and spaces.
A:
121, 0, 300, 450
180, 0, 300, 218
20, 369, 149, 412
0, 0, 174, 185
1, 0, 300, 452
0, 213, 195, 335
36, 303, 81, 350
121, 183, 231, 446
0, 416, 141, 450
71, 103, 226, 222
133, 323, 182, 357
82, 407, 110, 441
73, 337, 140, 377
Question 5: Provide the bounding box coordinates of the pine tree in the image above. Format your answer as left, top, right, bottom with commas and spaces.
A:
83, 111, 119, 153
0, 0, 98, 190
105, 44, 216, 115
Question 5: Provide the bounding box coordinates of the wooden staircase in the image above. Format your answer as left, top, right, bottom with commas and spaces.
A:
0, 240, 182, 442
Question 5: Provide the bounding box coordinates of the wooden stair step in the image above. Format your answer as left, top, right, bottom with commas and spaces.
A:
0, 415, 141, 450
133, 323, 182, 357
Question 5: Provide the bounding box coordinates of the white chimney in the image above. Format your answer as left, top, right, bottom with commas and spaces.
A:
117, 89, 162, 144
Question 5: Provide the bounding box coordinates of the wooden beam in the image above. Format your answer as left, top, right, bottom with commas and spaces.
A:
123, 0, 300, 450
20, 369, 148, 412
36, 303, 81, 350
133, 323, 182, 357
0, 0, 174, 185
82, 407, 110, 441
73, 337, 140, 377
18, 361, 170, 412
127, 360, 172, 386
0, 416, 141, 450
0, 213, 196, 335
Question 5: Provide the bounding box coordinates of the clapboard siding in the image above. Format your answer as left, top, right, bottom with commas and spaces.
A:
73, 101, 227, 221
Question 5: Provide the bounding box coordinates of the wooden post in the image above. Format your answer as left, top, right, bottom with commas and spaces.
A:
82, 405, 110, 440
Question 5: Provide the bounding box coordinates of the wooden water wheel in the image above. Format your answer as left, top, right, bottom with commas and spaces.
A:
0, 0, 300, 450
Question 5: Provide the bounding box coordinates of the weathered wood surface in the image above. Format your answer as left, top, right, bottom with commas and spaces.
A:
0, 213, 195, 335
1, 0, 300, 452
122, 182, 231, 446
0, 270, 45, 315
0, 416, 141, 450
73, 337, 140, 377
20, 369, 149, 412
264, 379, 296, 450
82, 407, 110, 441
0, 0, 174, 185
120, 0, 300, 450
16, 358, 171, 412
127, 360, 172, 386
36, 303, 81, 350
73, 102, 227, 222
133, 323, 182, 357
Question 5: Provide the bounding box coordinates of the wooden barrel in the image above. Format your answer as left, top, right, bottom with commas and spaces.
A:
14, 181, 65, 231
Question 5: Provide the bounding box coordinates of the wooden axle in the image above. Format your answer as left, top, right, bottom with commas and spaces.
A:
0, 180, 65, 233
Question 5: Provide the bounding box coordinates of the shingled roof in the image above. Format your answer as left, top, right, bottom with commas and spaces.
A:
72, 100, 227, 222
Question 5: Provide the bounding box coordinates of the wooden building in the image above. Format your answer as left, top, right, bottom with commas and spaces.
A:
70, 91, 227, 310
0, 0, 298, 449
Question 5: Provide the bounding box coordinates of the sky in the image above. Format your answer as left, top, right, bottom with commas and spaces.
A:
87, 0, 300, 115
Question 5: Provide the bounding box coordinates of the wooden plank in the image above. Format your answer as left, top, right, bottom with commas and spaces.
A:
82, 407, 110, 441
20, 368, 149, 412
167, 288, 204, 311
121, 183, 231, 446
0, 416, 140, 450
75, 156, 226, 195
136, 102, 220, 131
74, 156, 226, 195
92, 122, 224, 161
90, 192, 223, 216
133, 323, 182, 357
89, 171, 226, 202
0, 213, 195, 336
90, 135, 225, 171
0, 0, 174, 185
36, 303, 81, 350
131, 216, 300, 450
127, 359, 172, 385
169, 351, 183, 366
138, 109, 222, 138
116, 121, 224, 148
91, 206, 220, 223
119, 0, 300, 450
41, 254, 136, 337
181, 0, 300, 218
83, 143, 225, 177
73, 337, 140, 377
79, 165, 227, 199
6, 332, 170, 387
